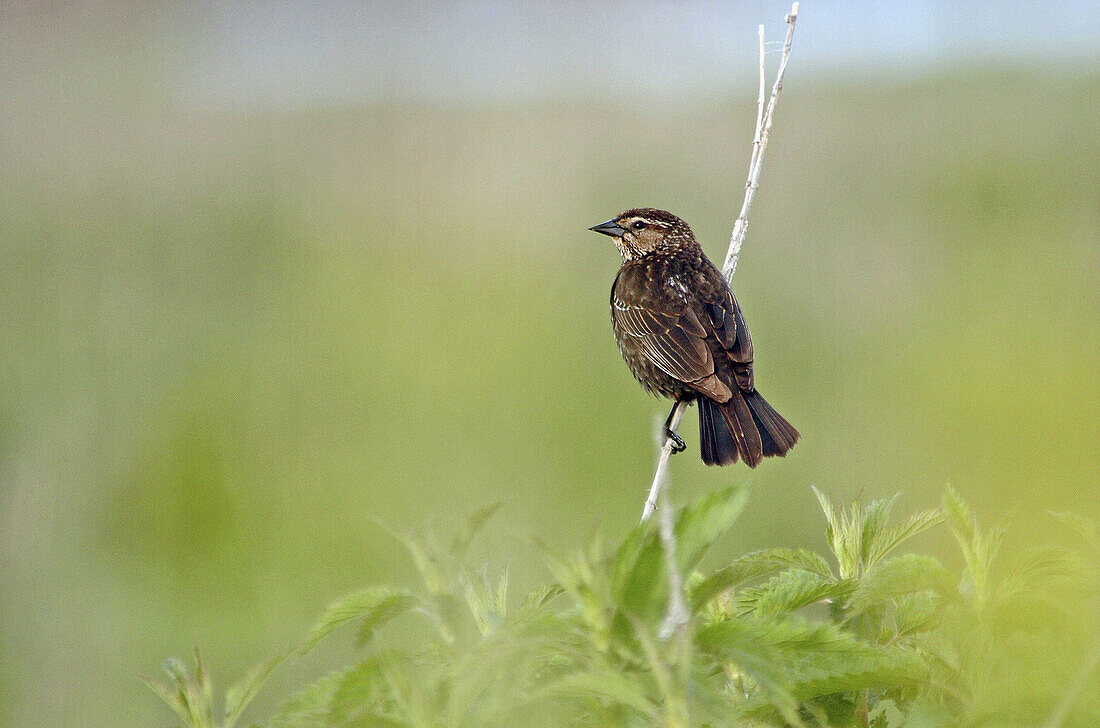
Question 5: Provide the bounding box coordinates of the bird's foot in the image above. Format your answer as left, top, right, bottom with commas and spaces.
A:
665, 428, 687, 454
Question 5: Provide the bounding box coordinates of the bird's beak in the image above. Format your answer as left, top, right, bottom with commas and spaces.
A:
589, 219, 627, 238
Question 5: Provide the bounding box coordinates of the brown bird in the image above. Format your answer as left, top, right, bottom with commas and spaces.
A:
590, 208, 798, 467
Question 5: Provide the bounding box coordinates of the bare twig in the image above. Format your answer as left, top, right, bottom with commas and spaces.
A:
642, 405, 686, 520
639, 2, 800, 643
723, 2, 799, 279
641, 2, 799, 525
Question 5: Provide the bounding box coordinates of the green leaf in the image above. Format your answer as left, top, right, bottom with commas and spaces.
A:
860, 493, 900, 563
846, 553, 954, 616
140, 673, 192, 727
450, 501, 504, 557
761, 547, 836, 579
224, 650, 291, 728
530, 669, 657, 718
461, 566, 509, 636
537, 541, 611, 647
386, 526, 447, 595
1050, 511, 1100, 555
614, 535, 665, 620
892, 593, 942, 639
736, 569, 853, 617
674, 483, 750, 572
813, 486, 862, 579
327, 655, 407, 728
302, 588, 416, 653
270, 670, 346, 728
996, 546, 1090, 604
943, 486, 1004, 608
784, 646, 928, 700
864, 507, 945, 569
691, 548, 833, 610
521, 583, 563, 611
143, 654, 216, 728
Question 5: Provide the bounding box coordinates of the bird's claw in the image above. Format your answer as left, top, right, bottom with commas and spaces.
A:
665, 428, 687, 454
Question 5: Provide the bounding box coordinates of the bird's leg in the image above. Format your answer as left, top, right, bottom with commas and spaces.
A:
664, 402, 687, 454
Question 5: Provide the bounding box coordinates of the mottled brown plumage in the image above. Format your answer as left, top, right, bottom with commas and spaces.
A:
590, 208, 798, 467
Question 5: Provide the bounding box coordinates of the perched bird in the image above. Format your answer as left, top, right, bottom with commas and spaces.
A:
590, 208, 798, 467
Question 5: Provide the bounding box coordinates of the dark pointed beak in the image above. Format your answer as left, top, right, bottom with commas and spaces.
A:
589, 218, 627, 238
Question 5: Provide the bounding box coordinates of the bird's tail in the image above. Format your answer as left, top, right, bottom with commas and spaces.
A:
698, 390, 799, 467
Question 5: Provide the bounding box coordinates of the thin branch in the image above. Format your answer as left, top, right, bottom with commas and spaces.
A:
642, 404, 686, 521
723, 2, 799, 280
641, 2, 799, 525
749, 24, 767, 189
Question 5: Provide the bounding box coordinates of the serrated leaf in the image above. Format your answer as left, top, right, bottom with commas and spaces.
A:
784, 646, 928, 700
691, 548, 834, 610
892, 592, 943, 639
270, 670, 346, 728
450, 501, 504, 557
813, 487, 862, 579
536, 541, 610, 646
943, 486, 1004, 608
736, 569, 852, 617
614, 535, 665, 620
531, 669, 657, 718
762, 548, 836, 578
327, 654, 406, 728
942, 485, 975, 543
521, 583, 563, 611
224, 650, 291, 728
387, 527, 447, 595
846, 554, 954, 616
996, 546, 1091, 604
302, 588, 415, 653
144, 654, 216, 728
462, 567, 508, 636
139, 674, 191, 726
860, 494, 900, 562
675, 483, 750, 572
1050, 511, 1100, 555
812, 486, 842, 538
699, 613, 864, 657
692, 556, 786, 609
865, 507, 945, 569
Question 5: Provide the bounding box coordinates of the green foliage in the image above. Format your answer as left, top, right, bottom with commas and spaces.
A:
142, 648, 290, 728
147, 487, 1100, 727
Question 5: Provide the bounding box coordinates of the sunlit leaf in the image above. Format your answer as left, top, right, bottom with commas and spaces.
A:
675, 483, 750, 572
736, 569, 853, 617
302, 588, 416, 653
846, 554, 955, 616
224, 650, 291, 728
450, 501, 504, 558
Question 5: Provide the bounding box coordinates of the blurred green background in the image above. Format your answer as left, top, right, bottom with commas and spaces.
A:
1, 3, 1097, 727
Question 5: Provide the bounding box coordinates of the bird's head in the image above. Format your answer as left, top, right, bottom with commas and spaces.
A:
589, 208, 694, 259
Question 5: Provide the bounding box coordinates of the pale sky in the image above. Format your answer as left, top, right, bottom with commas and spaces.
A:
162, 1, 1099, 105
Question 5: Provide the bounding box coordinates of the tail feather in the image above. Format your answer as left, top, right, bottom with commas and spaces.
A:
697, 390, 799, 467
698, 397, 738, 466
743, 390, 800, 457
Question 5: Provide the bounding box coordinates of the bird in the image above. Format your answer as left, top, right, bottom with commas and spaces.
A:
590, 208, 798, 467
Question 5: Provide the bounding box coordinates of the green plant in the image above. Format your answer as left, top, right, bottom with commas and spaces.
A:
146, 486, 1100, 727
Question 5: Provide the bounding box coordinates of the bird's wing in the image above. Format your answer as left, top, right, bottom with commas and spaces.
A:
702, 286, 756, 390
703, 287, 753, 363
612, 270, 731, 401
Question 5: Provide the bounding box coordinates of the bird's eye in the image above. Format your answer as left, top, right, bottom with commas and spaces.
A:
632, 221, 646, 230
